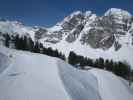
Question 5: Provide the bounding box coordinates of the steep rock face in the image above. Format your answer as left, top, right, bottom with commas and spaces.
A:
80, 8, 133, 50
80, 15, 115, 49
81, 27, 115, 50
61, 11, 84, 31
34, 8, 133, 51
35, 11, 94, 44
35, 27, 64, 44
65, 24, 84, 43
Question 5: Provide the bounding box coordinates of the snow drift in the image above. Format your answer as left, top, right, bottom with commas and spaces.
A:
0, 46, 133, 100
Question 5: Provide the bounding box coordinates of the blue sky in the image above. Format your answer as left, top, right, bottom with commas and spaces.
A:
0, 0, 132, 27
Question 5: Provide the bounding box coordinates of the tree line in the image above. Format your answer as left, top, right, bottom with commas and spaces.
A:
68, 51, 132, 79
3, 34, 65, 60
2, 33, 133, 80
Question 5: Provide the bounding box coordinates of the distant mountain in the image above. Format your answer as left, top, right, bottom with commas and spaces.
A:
0, 20, 36, 40
36, 8, 133, 50
0, 8, 133, 67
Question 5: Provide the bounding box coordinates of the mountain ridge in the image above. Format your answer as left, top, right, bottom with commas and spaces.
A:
0, 8, 133, 68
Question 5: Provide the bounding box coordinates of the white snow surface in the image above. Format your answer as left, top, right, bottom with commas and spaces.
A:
0, 20, 36, 40
0, 46, 133, 100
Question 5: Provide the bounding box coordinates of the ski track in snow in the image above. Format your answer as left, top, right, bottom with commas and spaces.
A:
57, 60, 102, 100
0, 46, 133, 100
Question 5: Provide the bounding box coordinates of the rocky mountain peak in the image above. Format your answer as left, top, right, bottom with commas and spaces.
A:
84, 11, 92, 16
69, 11, 83, 16
104, 8, 132, 19
0, 8, 133, 51
33, 8, 133, 51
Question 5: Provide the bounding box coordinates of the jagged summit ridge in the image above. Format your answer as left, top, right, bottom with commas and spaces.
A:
0, 8, 132, 49
36, 8, 133, 50
104, 8, 132, 18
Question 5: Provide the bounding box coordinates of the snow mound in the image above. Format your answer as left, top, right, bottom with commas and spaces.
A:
0, 47, 133, 100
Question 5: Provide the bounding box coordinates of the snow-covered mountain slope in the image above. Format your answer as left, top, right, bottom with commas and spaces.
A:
48, 39, 133, 69
0, 20, 36, 40
38, 8, 133, 48
0, 8, 133, 68
0, 46, 133, 100
37, 8, 133, 68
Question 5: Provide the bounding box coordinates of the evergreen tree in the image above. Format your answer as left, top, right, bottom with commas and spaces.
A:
107, 59, 114, 71
4, 34, 10, 47
86, 58, 93, 67
28, 37, 34, 52
23, 36, 28, 50
33, 41, 40, 53
68, 51, 77, 65
113, 61, 131, 79
14, 35, 20, 49
98, 58, 104, 69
